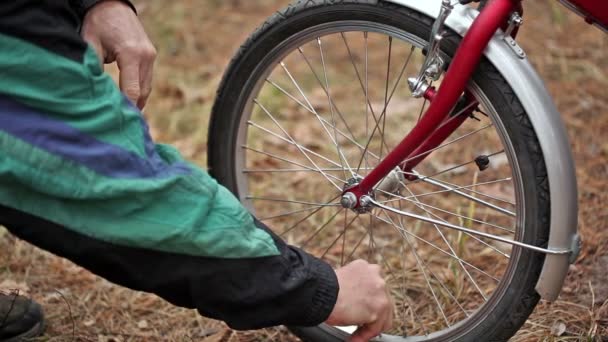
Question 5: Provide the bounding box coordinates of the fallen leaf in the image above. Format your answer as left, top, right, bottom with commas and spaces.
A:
0, 280, 30, 296
201, 328, 232, 342
137, 320, 149, 329
43, 289, 71, 303
550, 321, 566, 336
195, 327, 221, 338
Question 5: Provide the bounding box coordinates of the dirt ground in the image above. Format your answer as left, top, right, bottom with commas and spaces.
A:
1, 1, 606, 341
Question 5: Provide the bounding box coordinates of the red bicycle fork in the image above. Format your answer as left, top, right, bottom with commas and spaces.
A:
400, 89, 477, 180
345, 0, 518, 204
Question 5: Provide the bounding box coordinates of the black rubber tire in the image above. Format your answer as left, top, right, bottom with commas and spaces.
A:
208, 1, 550, 341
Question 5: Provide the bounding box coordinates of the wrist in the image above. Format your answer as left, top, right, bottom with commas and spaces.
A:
324, 269, 346, 325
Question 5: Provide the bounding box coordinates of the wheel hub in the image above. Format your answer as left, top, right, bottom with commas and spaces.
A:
375, 167, 406, 196
341, 168, 405, 213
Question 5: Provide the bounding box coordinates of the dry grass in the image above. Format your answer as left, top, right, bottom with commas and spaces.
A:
1, 0, 607, 341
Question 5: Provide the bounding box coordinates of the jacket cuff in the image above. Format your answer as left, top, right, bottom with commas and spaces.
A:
300, 256, 340, 326
70, 0, 137, 20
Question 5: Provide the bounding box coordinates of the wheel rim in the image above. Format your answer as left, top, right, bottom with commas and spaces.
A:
231, 21, 525, 340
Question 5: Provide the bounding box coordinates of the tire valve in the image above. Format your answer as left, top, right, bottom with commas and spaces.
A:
475, 155, 490, 171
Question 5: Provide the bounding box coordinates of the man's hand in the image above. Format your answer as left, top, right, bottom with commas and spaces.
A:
326, 260, 393, 342
81, 0, 157, 109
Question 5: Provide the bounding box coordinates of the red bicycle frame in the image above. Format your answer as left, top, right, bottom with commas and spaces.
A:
347, 0, 517, 202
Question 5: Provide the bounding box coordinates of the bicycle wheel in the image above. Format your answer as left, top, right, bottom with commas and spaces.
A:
208, 1, 550, 341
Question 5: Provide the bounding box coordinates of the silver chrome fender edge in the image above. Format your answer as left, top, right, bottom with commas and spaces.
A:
384, 0, 579, 301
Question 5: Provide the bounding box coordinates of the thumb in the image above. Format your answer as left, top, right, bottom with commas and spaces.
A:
82, 33, 106, 67
349, 320, 383, 342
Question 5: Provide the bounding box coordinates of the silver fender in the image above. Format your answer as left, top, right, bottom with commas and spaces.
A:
384, 0, 579, 301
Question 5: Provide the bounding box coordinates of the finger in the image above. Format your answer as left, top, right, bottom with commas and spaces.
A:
349, 319, 384, 342
137, 62, 152, 109
383, 291, 394, 331
382, 306, 393, 332
137, 47, 156, 109
349, 332, 366, 342
117, 55, 141, 108
348, 326, 368, 342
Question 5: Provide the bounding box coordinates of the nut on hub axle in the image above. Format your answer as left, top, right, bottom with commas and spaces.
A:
340, 192, 358, 209
341, 177, 374, 214
340, 192, 374, 214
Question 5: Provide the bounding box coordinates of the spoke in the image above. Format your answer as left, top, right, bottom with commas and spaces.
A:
417, 97, 428, 123
379, 188, 512, 258
380, 208, 451, 326
248, 120, 344, 169
397, 177, 513, 202
242, 145, 344, 189
400, 151, 517, 217
364, 32, 370, 172
371, 212, 500, 282
383, 210, 469, 318
436, 100, 479, 129
322, 117, 382, 162
279, 62, 355, 177
259, 205, 340, 221
301, 209, 345, 249
377, 195, 514, 234
415, 150, 505, 182
402, 168, 516, 207
368, 210, 375, 260
355, 214, 404, 285
340, 210, 348, 266
259, 83, 382, 163
417, 175, 516, 217
341, 32, 370, 112
255, 100, 345, 190
341, 31, 405, 131
398, 228, 429, 335
246, 196, 341, 207
297, 46, 358, 143
266, 78, 314, 112
279, 193, 343, 236
344, 228, 368, 263
320, 213, 359, 259
371, 198, 568, 255
401, 123, 494, 165
354, 45, 417, 173
428, 176, 516, 206
318, 37, 354, 179
380, 36, 392, 159
244, 167, 375, 173
341, 33, 414, 165
399, 184, 491, 299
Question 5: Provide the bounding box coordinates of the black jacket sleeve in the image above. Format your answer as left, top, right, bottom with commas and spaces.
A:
68, 0, 137, 19
0, 205, 339, 329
